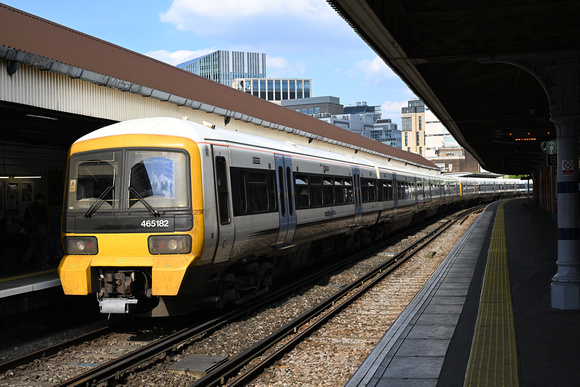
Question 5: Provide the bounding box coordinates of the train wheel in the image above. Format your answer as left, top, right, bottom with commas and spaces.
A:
216, 272, 239, 308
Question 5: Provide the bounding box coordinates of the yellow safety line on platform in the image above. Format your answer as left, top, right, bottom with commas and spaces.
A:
464, 201, 519, 387
0, 268, 57, 283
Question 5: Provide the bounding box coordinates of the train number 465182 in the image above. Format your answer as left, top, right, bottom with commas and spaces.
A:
141, 219, 170, 228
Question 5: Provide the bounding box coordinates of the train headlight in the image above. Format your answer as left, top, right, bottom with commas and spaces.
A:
64, 236, 98, 255
148, 235, 192, 255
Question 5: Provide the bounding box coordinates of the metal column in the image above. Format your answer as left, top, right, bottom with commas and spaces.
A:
484, 53, 580, 309
551, 117, 580, 309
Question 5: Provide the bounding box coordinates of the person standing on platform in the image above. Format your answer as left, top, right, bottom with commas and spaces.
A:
23, 193, 50, 268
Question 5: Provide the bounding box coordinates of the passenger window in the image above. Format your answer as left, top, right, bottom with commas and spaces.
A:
334, 178, 345, 205
295, 175, 309, 209
344, 178, 354, 204
362, 179, 376, 202
215, 156, 230, 225
381, 180, 393, 201
323, 178, 334, 206
232, 170, 247, 216
310, 175, 322, 207
249, 172, 269, 213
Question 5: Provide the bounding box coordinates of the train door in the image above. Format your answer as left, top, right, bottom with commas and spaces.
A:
393, 173, 398, 208
212, 145, 235, 263
352, 166, 362, 224
275, 154, 296, 248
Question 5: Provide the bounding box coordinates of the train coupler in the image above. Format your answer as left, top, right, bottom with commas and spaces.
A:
97, 269, 152, 314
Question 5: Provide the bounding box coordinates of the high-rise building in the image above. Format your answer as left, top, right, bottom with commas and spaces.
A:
177, 50, 266, 87
401, 99, 426, 156
402, 99, 480, 172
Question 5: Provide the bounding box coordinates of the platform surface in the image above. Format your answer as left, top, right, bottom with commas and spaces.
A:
347, 198, 575, 386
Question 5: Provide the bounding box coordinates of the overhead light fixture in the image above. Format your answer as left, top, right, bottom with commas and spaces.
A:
0, 175, 42, 179
26, 114, 58, 121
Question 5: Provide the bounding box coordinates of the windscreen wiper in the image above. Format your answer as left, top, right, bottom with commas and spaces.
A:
84, 185, 114, 218
129, 186, 160, 217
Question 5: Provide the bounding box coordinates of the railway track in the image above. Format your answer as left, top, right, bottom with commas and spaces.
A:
197, 208, 475, 386
0, 207, 480, 386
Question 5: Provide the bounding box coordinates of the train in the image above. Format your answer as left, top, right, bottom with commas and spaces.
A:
58, 117, 530, 317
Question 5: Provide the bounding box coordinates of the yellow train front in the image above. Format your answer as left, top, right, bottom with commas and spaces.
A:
58, 118, 208, 316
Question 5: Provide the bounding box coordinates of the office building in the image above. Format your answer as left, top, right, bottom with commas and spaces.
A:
177, 50, 266, 87
402, 99, 480, 172
401, 99, 426, 155
283, 99, 401, 148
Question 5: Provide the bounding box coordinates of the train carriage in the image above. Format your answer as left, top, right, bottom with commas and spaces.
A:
58, 117, 530, 316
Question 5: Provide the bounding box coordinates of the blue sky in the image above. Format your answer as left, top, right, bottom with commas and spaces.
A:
4, 0, 417, 127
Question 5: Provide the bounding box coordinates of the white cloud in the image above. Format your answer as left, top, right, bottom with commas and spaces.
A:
144, 49, 215, 66
381, 100, 412, 122
159, 0, 358, 49
357, 56, 397, 85
267, 56, 307, 77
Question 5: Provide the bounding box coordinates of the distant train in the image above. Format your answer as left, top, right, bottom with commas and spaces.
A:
58, 117, 530, 316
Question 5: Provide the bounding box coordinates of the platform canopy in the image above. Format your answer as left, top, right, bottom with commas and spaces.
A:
328, 0, 580, 174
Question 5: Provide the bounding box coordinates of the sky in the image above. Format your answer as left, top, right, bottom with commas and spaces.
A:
4, 0, 417, 127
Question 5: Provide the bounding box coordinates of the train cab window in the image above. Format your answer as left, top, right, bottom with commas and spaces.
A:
309, 176, 323, 207
127, 151, 188, 210
295, 175, 309, 209
334, 178, 345, 205
323, 178, 334, 206
71, 155, 119, 210
215, 156, 230, 225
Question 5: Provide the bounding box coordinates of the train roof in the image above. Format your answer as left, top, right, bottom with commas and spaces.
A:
74, 117, 460, 182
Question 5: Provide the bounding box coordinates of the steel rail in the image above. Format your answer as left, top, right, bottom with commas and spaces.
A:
52, 235, 390, 387
0, 325, 116, 374
193, 209, 473, 386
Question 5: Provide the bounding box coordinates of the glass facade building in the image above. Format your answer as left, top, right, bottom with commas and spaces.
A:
177, 50, 266, 87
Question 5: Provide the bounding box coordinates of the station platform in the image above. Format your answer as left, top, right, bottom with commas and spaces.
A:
0, 259, 61, 299
346, 197, 580, 386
